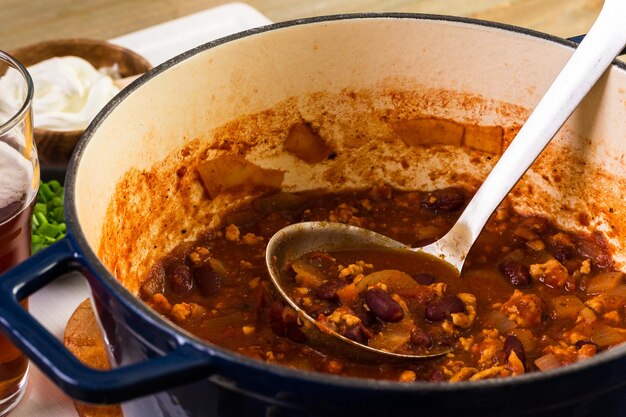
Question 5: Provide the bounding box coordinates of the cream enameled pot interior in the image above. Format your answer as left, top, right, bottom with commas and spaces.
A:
73, 17, 626, 296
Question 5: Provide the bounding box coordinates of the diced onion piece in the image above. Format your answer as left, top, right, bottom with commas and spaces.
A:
578, 307, 596, 324
368, 298, 415, 353
586, 272, 624, 294
578, 239, 603, 258
485, 311, 517, 334
292, 259, 327, 289
368, 321, 412, 352
591, 326, 626, 348
535, 353, 561, 371
513, 225, 538, 241
549, 295, 585, 320
509, 328, 537, 353
578, 238, 613, 268
197, 154, 284, 198
208, 258, 230, 281
369, 329, 411, 352
355, 270, 419, 294
284, 122, 332, 163
607, 284, 626, 298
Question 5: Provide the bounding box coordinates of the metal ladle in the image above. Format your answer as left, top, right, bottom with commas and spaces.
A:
266, 0, 626, 361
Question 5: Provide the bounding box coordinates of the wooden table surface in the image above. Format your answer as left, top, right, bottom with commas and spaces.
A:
0, 0, 606, 51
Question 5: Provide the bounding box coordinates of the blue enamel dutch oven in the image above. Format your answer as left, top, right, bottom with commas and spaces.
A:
1, 14, 626, 417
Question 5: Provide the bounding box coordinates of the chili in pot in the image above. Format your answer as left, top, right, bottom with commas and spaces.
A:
140, 183, 622, 382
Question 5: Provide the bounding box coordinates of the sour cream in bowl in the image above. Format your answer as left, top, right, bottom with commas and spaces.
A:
27, 56, 121, 132
8, 39, 152, 167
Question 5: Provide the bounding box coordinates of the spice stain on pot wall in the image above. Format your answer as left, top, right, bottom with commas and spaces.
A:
98, 85, 626, 296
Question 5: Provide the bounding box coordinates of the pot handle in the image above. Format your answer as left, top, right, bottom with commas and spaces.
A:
568, 34, 626, 55
0, 238, 213, 404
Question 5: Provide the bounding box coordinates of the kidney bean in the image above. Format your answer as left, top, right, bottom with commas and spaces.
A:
360, 324, 376, 340
422, 188, 465, 212
269, 302, 306, 343
553, 248, 571, 263
425, 295, 465, 321
193, 265, 222, 296
352, 297, 376, 326
364, 288, 404, 322
140, 265, 165, 299
504, 335, 526, 365
428, 369, 446, 382
167, 263, 193, 293
411, 328, 433, 348
315, 279, 347, 301
412, 273, 436, 285
343, 325, 368, 344
499, 262, 531, 287
564, 260, 583, 275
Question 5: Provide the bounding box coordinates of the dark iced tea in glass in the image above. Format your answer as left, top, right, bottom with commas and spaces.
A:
0, 49, 38, 416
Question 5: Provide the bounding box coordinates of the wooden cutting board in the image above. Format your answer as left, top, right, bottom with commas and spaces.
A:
63, 299, 122, 417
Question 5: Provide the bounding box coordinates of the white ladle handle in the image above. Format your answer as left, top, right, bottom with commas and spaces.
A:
429, 0, 626, 270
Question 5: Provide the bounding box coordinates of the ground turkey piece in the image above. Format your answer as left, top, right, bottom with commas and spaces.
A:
530, 259, 569, 289
501, 290, 544, 328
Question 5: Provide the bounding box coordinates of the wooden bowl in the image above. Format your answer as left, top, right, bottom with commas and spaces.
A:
10, 39, 152, 168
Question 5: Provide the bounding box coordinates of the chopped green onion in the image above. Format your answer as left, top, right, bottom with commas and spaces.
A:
38, 223, 60, 238
31, 180, 66, 254
34, 202, 47, 215
41, 183, 54, 201
35, 212, 47, 226
48, 180, 61, 193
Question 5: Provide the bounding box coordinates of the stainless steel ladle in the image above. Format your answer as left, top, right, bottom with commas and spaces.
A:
266, 0, 626, 361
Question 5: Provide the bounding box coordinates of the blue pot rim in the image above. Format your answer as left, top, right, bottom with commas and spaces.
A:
66, 12, 626, 395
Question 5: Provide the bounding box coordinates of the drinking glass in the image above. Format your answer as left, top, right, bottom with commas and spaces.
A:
0, 50, 39, 416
